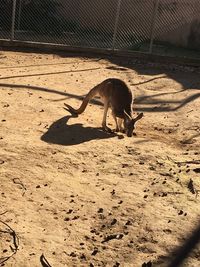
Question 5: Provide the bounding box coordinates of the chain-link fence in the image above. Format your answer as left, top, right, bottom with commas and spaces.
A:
0, 0, 200, 58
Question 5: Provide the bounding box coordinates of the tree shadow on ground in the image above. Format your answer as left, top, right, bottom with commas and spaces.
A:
109, 59, 200, 112
0, 66, 100, 81
54, 52, 200, 112
0, 81, 199, 114
110, 58, 200, 91
134, 91, 200, 112
2, 46, 200, 90
41, 115, 118, 146
153, 223, 200, 267
53, 51, 200, 91
1, 49, 200, 113
0, 82, 102, 106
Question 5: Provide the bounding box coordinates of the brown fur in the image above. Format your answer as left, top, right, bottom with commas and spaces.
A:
64, 78, 143, 137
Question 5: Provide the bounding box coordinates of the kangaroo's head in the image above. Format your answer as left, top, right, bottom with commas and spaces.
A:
124, 111, 143, 137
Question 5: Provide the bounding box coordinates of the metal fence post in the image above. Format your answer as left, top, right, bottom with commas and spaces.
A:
11, 0, 17, 41
149, 0, 160, 53
17, 0, 23, 30
112, 0, 122, 50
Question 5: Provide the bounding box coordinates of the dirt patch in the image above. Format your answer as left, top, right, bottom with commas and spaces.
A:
0, 50, 200, 267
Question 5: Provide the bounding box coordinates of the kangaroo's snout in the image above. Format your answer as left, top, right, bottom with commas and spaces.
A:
125, 112, 143, 137
127, 131, 133, 137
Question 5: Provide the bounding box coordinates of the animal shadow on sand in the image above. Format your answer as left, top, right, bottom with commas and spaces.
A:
41, 114, 118, 146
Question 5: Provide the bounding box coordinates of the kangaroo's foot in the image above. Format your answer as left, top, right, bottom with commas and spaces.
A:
113, 127, 120, 132
102, 125, 113, 133
114, 127, 125, 133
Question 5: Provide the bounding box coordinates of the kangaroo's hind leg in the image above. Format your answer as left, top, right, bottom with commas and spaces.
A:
112, 111, 120, 132
112, 111, 124, 133
102, 101, 112, 133
118, 118, 124, 132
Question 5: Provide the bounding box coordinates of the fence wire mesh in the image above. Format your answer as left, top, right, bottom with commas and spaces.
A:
114, 0, 155, 51
0, 0, 200, 57
0, 0, 13, 39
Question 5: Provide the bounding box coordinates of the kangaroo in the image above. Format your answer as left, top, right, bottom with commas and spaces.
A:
64, 78, 143, 137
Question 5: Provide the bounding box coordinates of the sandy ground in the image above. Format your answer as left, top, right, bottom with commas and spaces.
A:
0, 50, 200, 267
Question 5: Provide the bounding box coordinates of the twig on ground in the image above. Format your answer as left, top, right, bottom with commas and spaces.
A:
188, 179, 196, 194
187, 179, 199, 198
0, 220, 19, 265
0, 211, 8, 216
40, 254, 52, 267
12, 178, 27, 196
175, 160, 200, 166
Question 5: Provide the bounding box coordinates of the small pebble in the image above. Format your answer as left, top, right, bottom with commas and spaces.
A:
98, 208, 104, 213
91, 248, 98, 256
111, 218, 117, 225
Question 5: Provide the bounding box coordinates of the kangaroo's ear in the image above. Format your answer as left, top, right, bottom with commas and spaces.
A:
133, 112, 143, 123
124, 110, 132, 120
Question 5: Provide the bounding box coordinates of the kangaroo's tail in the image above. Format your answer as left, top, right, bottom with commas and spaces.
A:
64, 83, 101, 115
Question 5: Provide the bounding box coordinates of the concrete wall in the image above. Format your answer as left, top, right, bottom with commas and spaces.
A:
155, 0, 200, 48
57, 0, 117, 32
57, 0, 153, 35
188, 19, 200, 49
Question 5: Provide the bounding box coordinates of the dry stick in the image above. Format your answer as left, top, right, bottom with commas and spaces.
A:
12, 178, 26, 196
187, 179, 199, 198
0, 220, 19, 264
188, 179, 196, 194
131, 75, 168, 86
175, 160, 200, 166
0, 211, 8, 216
40, 254, 52, 267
